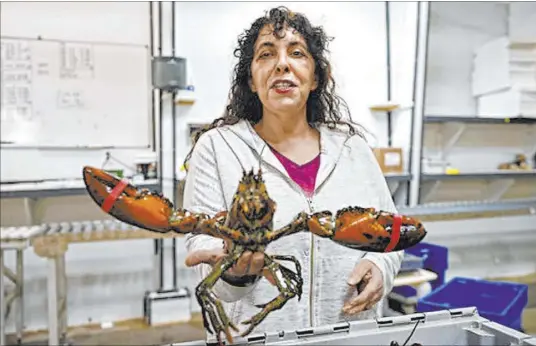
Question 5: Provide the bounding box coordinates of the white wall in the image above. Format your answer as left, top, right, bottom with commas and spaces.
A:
1, 1, 535, 338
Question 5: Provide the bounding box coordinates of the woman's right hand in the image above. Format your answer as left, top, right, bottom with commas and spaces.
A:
184, 239, 275, 285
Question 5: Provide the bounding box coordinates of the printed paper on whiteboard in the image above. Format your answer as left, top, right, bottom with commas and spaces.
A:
384, 152, 401, 167
59, 42, 94, 80
1, 39, 35, 127
57, 90, 85, 109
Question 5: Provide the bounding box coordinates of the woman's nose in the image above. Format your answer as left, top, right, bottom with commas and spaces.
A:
275, 54, 290, 72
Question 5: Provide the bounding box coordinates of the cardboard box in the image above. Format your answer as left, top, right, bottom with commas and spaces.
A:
373, 147, 403, 173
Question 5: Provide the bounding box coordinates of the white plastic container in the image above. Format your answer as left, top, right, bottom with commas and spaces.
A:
472, 37, 536, 97
171, 307, 536, 346
477, 87, 536, 118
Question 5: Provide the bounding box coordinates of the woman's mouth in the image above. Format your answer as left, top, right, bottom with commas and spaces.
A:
271, 80, 297, 94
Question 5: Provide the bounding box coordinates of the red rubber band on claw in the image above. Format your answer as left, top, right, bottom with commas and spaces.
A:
101, 179, 129, 213
385, 214, 402, 252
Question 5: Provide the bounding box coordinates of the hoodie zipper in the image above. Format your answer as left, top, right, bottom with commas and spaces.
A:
305, 197, 315, 327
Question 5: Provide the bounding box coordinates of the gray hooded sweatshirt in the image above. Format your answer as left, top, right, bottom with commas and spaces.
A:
182, 119, 403, 340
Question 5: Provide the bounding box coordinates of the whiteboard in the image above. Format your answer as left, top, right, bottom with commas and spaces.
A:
0, 36, 152, 147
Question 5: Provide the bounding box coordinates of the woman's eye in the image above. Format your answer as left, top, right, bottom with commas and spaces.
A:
292, 50, 305, 56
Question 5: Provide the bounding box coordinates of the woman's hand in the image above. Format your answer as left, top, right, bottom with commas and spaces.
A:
342, 259, 384, 314
185, 239, 275, 285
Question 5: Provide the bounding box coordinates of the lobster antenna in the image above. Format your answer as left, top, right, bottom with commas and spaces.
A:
258, 142, 267, 175
215, 129, 246, 174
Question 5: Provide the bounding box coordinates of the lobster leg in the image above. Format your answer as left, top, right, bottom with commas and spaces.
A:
271, 255, 302, 280
171, 215, 249, 243
240, 254, 303, 337
265, 212, 310, 242
196, 247, 243, 345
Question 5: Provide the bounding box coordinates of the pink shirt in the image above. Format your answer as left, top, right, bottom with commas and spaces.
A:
270, 148, 320, 198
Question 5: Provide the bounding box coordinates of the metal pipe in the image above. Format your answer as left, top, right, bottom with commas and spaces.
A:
171, 0, 178, 290
406, 2, 420, 206
157, 1, 163, 192
385, 1, 393, 147
416, 5, 432, 205
149, 2, 156, 151
157, 0, 164, 291
408, 2, 431, 206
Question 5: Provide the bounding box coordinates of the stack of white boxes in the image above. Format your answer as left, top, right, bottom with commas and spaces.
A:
472, 3, 536, 118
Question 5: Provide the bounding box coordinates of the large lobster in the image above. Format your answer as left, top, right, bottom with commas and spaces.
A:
82, 165, 427, 345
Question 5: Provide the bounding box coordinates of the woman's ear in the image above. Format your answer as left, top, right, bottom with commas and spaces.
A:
311, 76, 318, 91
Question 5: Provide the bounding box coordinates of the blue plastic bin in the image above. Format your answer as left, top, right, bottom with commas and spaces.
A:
417, 277, 528, 331
392, 242, 449, 298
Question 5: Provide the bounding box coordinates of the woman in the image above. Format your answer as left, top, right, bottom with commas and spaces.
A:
182, 6, 403, 341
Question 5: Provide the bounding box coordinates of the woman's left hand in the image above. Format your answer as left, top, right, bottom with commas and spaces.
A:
342, 259, 384, 314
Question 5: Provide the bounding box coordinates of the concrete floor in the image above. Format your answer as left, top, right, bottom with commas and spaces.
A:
6, 313, 207, 346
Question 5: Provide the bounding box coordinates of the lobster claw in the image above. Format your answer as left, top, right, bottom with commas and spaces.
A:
82, 166, 173, 233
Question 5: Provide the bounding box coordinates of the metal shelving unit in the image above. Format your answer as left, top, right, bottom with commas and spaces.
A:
424, 115, 536, 124
0, 179, 160, 199
398, 197, 536, 216
421, 171, 536, 181
384, 173, 413, 182
412, 7, 536, 206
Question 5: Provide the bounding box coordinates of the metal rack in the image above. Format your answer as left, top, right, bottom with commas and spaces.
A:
0, 220, 185, 346
424, 115, 536, 124
385, 173, 413, 182
417, 115, 536, 203
0, 179, 160, 199
407, 2, 536, 206
421, 171, 536, 181
398, 197, 536, 216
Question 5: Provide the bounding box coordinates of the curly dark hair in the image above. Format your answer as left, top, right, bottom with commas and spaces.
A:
183, 6, 364, 169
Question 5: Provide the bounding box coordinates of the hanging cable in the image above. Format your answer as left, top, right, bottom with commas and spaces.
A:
389, 319, 422, 346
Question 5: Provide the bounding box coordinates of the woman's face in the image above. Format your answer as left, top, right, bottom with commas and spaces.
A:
249, 24, 317, 116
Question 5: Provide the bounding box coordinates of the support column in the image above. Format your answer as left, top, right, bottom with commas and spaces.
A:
1, 250, 5, 346
33, 235, 69, 346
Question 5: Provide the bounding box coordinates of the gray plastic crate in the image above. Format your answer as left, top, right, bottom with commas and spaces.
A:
171, 307, 536, 346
